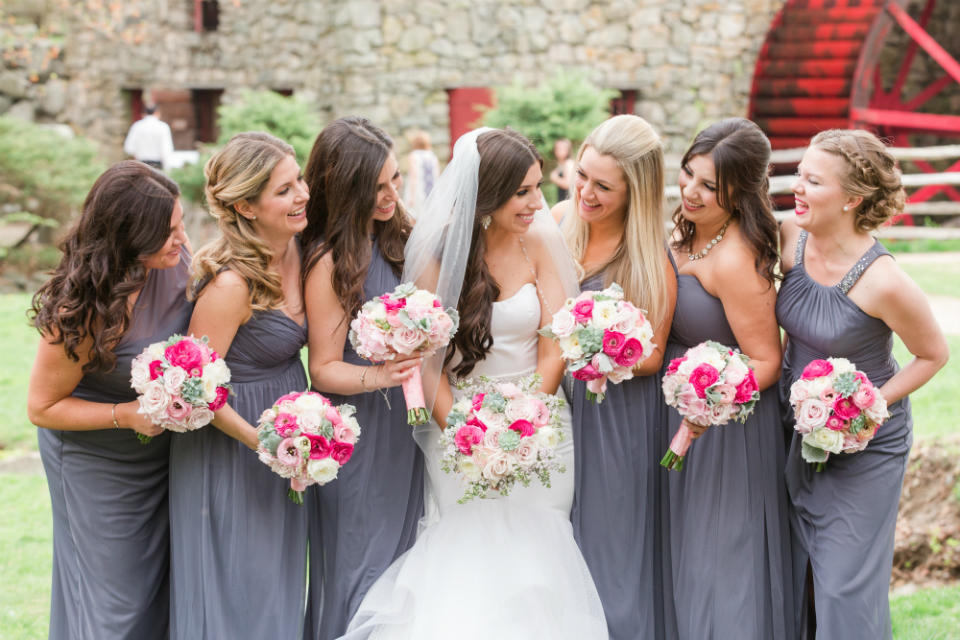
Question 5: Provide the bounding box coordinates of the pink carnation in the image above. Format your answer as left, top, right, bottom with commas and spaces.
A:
801, 359, 833, 380
274, 413, 300, 438
573, 299, 595, 323
614, 338, 643, 368
825, 415, 847, 432
165, 339, 203, 373
690, 363, 720, 399
734, 369, 759, 404
330, 441, 354, 465
208, 386, 229, 411
602, 331, 627, 358
149, 360, 164, 380
306, 434, 332, 460
455, 425, 484, 455
509, 419, 536, 438
833, 396, 861, 422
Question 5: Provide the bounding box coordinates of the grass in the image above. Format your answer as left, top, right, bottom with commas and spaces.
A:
0, 294, 39, 454
891, 586, 960, 640
883, 238, 960, 254
894, 335, 960, 442
900, 262, 960, 300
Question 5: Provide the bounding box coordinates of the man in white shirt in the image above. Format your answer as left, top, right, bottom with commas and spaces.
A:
123, 105, 175, 171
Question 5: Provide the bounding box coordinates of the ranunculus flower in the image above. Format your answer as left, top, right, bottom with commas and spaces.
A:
529, 398, 550, 427
667, 357, 686, 375
734, 369, 759, 404
819, 386, 838, 406
801, 359, 834, 380
572, 362, 603, 381
455, 425, 484, 455
148, 360, 164, 381
165, 339, 203, 372
573, 298, 595, 323
852, 384, 877, 410
508, 419, 536, 438
277, 438, 303, 468
380, 295, 406, 311
795, 398, 829, 434
330, 441, 354, 465
274, 413, 300, 438
602, 330, 627, 357
458, 455, 482, 481
306, 434, 332, 460
825, 414, 847, 432
274, 392, 302, 406
833, 396, 860, 422
467, 415, 488, 433
690, 364, 720, 399
208, 386, 229, 411
614, 338, 643, 368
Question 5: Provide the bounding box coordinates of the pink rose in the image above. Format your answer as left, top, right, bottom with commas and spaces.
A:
333, 424, 356, 444
852, 384, 876, 410
163, 366, 188, 395
391, 326, 425, 355
789, 380, 810, 405
306, 434, 332, 460
385, 313, 404, 329
277, 438, 303, 468
801, 359, 833, 380
166, 396, 192, 421
330, 441, 354, 465
208, 386, 229, 411
572, 362, 604, 382
550, 308, 578, 338
467, 415, 488, 433
508, 419, 536, 438
455, 425, 484, 455
614, 338, 643, 368
667, 357, 686, 375
819, 386, 838, 406
690, 364, 720, 399
149, 360, 164, 380
709, 401, 735, 425
274, 413, 300, 438
825, 414, 847, 432
734, 369, 759, 404
482, 427, 505, 450
573, 298, 595, 323
795, 398, 829, 434
833, 396, 860, 422
499, 383, 524, 400
529, 399, 550, 427
842, 432, 861, 451
165, 339, 203, 372
325, 406, 343, 426
504, 398, 537, 423
602, 330, 627, 358
712, 383, 737, 405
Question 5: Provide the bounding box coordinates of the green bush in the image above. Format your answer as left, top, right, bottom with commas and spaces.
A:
481, 69, 619, 161
171, 91, 321, 202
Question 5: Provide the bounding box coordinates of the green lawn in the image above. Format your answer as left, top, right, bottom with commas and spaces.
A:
891, 586, 960, 640
900, 262, 960, 300
0, 293, 39, 454
894, 335, 960, 442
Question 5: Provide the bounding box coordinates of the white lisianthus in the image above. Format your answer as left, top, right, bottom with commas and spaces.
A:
294, 435, 311, 454
458, 455, 482, 482
163, 366, 188, 395
563, 297, 576, 311
803, 427, 844, 455
591, 300, 618, 329
559, 333, 584, 360
202, 359, 230, 386
307, 458, 340, 484
536, 426, 559, 450
131, 363, 151, 392
295, 393, 325, 412
298, 410, 321, 432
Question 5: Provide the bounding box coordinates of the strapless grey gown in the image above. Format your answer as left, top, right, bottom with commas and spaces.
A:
571, 269, 678, 640
38, 247, 193, 640
169, 291, 309, 640
302, 238, 425, 640
661, 270, 793, 640
777, 231, 910, 640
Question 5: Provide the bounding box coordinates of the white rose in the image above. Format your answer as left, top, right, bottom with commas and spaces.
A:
536, 426, 559, 450
201, 378, 218, 404
298, 410, 322, 432
294, 393, 324, 412
476, 408, 506, 430
549, 308, 578, 339
789, 379, 811, 406
722, 356, 749, 388
864, 393, 888, 424
709, 401, 735, 425
591, 300, 618, 329
185, 406, 214, 431
163, 366, 188, 395
795, 398, 829, 434
504, 398, 537, 423
307, 458, 340, 484
481, 449, 517, 485
138, 382, 171, 418
806, 377, 829, 399
559, 333, 584, 361
201, 359, 230, 386
147, 343, 166, 358
131, 362, 151, 392
514, 438, 539, 468
828, 357, 855, 377
803, 427, 844, 455
370, 304, 388, 322
482, 426, 506, 450
410, 289, 436, 308
458, 455, 483, 482
452, 399, 472, 415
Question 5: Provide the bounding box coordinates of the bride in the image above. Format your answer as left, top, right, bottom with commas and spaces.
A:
340, 128, 608, 639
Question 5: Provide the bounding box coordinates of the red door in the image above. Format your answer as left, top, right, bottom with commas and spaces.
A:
447, 87, 494, 153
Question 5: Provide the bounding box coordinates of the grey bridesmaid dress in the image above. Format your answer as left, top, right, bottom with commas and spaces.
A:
302, 238, 425, 640
168, 274, 309, 640
661, 267, 793, 640
571, 269, 678, 640
38, 247, 193, 640
777, 231, 910, 640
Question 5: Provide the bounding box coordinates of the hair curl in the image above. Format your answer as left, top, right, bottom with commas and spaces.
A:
190, 131, 296, 320
447, 129, 543, 378
300, 116, 411, 324
810, 129, 906, 231
671, 118, 780, 287
30, 161, 180, 373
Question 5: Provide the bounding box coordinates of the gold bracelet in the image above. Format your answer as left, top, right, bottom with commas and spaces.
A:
111, 403, 121, 429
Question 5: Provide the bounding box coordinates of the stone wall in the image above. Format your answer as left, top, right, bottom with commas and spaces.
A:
7, 0, 787, 160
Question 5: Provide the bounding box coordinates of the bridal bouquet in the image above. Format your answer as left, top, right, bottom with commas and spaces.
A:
130, 334, 232, 444
789, 358, 889, 472
538, 283, 655, 403
440, 373, 566, 504
255, 391, 361, 504
349, 283, 459, 425
660, 341, 760, 471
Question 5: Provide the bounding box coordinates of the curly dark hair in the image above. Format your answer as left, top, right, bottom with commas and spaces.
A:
671, 118, 780, 286
30, 161, 181, 373
447, 129, 543, 378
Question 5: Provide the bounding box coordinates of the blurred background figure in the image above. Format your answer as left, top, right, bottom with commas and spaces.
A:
550, 138, 575, 202
123, 105, 175, 171
403, 130, 440, 219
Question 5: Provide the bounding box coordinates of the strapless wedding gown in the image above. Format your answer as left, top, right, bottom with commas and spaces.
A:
340, 283, 608, 639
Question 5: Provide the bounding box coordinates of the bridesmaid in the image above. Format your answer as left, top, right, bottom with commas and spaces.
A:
663, 118, 793, 640
553, 114, 678, 640
299, 116, 424, 640
27, 161, 190, 640
168, 132, 311, 640
779, 129, 948, 639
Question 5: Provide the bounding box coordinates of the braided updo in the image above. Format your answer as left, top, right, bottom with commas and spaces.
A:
810, 129, 906, 231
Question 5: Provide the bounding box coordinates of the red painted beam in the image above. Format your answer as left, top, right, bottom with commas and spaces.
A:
767, 41, 862, 59
753, 98, 850, 117
851, 108, 960, 134
790, 0, 883, 8
885, 2, 960, 86
758, 60, 857, 78
754, 117, 849, 136
756, 78, 851, 98
772, 23, 872, 42
784, 8, 880, 24
902, 75, 956, 112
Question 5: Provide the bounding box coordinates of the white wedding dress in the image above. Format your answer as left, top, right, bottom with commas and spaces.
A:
341, 283, 608, 639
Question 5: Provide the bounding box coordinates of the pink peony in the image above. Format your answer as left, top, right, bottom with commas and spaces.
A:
330, 441, 354, 465
149, 360, 164, 381
685, 398, 711, 425
573, 299, 595, 323
801, 359, 833, 380
455, 425, 485, 455
472, 393, 486, 412
208, 386, 229, 411
306, 434, 332, 460
167, 396, 192, 421
833, 396, 861, 422
274, 413, 300, 438
676, 383, 700, 410
825, 414, 847, 432
852, 384, 877, 410
277, 439, 302, 468
467, 415, 488, 433
690, 364, 720, 399
667, 357, 687, 375
734, 369, 759, 404
325, 406, 343, 426
165, 339, 203, 373
614, 338, 643, 368
602, 330, 627, 358
509, 419, 536, 438
572, 362, 604, 382
819, 386, 839, 406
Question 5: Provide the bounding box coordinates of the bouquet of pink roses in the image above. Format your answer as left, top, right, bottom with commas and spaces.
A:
439, 373, 566, 504
130, 334, 232, 444
349, 282, 459, 425
789, 358, 888, 472
539, 283, 656, 403
255, 391, 361, 504
660, 341, 760, 471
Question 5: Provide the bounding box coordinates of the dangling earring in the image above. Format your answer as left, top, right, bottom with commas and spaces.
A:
481, 215, 492, 230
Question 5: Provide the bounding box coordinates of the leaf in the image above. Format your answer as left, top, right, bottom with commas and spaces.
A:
801, 441, 829, 463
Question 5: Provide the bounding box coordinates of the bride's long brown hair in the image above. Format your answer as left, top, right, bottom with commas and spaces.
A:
446, 129, 542, 378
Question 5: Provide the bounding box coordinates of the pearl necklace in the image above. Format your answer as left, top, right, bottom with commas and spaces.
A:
688, 220, 730, 261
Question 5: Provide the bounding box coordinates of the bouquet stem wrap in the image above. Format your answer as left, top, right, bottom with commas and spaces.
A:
660, 424, 694, 471
289, 477, 307, 505
402, 366, 429, 425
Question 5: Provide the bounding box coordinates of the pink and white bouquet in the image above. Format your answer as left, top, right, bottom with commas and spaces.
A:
255, 391, 361, 504
130, 334, 232, 444
789, 358, 888, 472
440, 373, 566, 504
539, 283, 656, 403
660, 341, 760, 471
349, 282, 459, 425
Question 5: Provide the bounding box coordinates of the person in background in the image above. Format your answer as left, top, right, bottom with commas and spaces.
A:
550, 138, 575, 206
403, 129, 440, 219
124, 105, 175, 171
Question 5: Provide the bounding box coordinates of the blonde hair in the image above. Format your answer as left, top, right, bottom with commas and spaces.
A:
563, 115, 670, 330
411, 130, 432, 151
191, 131, 296, 320
810, 129, 906, 231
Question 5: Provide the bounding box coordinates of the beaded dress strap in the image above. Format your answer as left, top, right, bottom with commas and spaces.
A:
795, 229, 808, 266
836, 240, 891, 295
